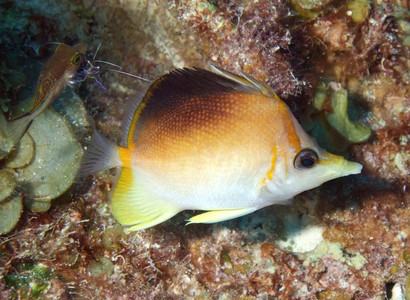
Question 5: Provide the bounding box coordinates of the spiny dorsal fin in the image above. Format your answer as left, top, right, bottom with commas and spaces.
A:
146, 66, 264, 101
209, 64, 276, 98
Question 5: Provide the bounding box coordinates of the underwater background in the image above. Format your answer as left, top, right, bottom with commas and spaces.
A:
0, 0, 409, 298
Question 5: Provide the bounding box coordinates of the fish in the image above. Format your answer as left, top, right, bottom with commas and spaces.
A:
3, 42, 87, 145
80, 65, 362, 231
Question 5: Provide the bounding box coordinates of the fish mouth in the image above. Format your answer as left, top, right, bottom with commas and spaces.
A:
319, 152, 363, 178
339, 159, 362, 177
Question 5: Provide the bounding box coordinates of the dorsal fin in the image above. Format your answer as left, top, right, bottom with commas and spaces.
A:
146, 66, 264, 100
119, 88, 150, 148
209, 64, 277, 98
120, 97, 142, 148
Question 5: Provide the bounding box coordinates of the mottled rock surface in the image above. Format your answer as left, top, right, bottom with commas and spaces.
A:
0, 0, 408, 299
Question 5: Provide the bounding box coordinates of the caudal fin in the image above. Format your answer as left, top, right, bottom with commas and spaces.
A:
3, 115, 33, 146
78, 128, 122, 177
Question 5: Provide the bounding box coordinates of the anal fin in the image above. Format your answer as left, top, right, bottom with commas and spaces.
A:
112, 168, 180, 231
187, 207, 257, 224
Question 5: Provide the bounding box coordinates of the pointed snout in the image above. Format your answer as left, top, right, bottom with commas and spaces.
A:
318, 151, 362, 178
340, 159, 362, 176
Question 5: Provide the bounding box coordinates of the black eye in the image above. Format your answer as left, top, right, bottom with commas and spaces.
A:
294, 148, 318, 170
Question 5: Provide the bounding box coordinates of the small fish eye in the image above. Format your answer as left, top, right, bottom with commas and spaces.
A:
72, 53, 82, 65
294, 148, 318, 170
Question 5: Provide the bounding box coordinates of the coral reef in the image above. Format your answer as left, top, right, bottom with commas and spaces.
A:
0, 0, 409, 299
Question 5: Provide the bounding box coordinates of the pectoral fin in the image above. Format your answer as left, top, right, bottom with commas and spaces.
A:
112, 168, 180, 231
187, 207, 257, 224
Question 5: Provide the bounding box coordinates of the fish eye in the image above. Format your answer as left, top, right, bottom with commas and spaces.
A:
72, 53, 83, 65
294, 148, 318, 170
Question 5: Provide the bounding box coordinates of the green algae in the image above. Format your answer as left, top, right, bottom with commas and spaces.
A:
313, 82, 371, 144
5, 132, 34, 169
313, 83, 328, 111
326, 87, 371, 143
290, 0, 331, 18
0, 194, 23, 235
88, 257, 114, 277
220, 249, 233, 266
0, 92, 87, 233
18, 108, 83, 208
0, 113, 14, 160
317, 290, 352, 300
24, 197, 52, 213
397, 19, 410, 46
5, 263, 51, 298
102, 225, 126, 252
347, 0, 369, 23
0, 170, 16, 203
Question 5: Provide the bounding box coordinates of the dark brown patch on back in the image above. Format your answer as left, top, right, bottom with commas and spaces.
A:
129, 67, 261, 144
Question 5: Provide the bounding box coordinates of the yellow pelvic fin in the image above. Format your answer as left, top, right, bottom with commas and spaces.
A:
187, 207, 257, 225
112, 168, 180, 231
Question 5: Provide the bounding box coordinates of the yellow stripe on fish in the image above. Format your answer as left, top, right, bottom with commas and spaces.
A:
80, 66, 362, 231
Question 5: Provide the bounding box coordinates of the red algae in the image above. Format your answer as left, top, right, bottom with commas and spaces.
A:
353, 121, 410, 185
321, 190, 409, 294
173, 0, 305, 98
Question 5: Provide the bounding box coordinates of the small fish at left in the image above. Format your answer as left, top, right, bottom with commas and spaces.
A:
3, 42, 87, 145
